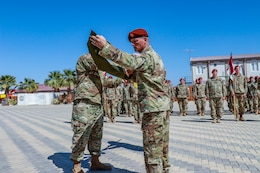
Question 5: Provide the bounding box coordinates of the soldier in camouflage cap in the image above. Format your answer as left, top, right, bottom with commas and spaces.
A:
230, 65, 247, 121
70, 53, 111, 173
90, 28, 171, 173
175, 78, 190, 116
193, 77, 206, 116
205, 69, 226, 123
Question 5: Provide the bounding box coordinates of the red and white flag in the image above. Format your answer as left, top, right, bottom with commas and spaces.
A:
228, 53, 234, 75
227, 53, 234, 80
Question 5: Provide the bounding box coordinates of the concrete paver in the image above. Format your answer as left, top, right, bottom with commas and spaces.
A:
0, 101, 259, 173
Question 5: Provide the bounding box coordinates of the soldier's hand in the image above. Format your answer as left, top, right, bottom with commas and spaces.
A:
90, 35, 107, 49
125, 69, 134, 77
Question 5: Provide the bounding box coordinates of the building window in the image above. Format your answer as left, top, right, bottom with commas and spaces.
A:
196, 66, 205, 74
251, 62, 259, 72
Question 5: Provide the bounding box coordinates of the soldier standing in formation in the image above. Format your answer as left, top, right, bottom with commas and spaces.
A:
70, 53, 111, 173
256, 76, 260, 114
90, 28, 171, 173
103, 76, 122, 122
229, 65, 247, 121
123, 80, 133, 117
226, 79, 234, 112
175, 78, 190, 116
115, 81, 124, 116
192, 77, 206, 116
247, 76, 255, 113
130, 81, 142, 123
163, 80, 175, 113
205, 69, 226, 123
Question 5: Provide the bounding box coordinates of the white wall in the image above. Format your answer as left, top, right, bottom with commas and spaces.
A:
17, 92, 59, 105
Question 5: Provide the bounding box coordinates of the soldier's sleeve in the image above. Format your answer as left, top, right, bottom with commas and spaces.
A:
87, 30, 128, 79
244, 77, 248, 94
205, 80, 209, 97
187, 86, 190, 98
222, 81, 227, 97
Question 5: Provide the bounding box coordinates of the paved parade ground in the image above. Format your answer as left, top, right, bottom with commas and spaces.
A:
0, 102, 259, 173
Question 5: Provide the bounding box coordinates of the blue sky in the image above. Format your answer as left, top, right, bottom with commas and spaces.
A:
1, 0, 260, 85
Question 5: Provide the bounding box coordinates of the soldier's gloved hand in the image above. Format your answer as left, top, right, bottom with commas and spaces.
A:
90, 35, 107, 49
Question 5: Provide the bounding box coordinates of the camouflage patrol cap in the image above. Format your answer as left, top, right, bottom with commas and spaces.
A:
128, 28, 148, 41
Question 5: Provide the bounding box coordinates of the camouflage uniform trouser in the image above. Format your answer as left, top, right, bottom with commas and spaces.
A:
253, 95, 259, 113
234, 94, 245, 116
257, 90, 260, 113
177, 98, 188, 114
70, 100, 103, 162
226, 95, 233, 112
247, 96, 254, 112
107, 99, 117, 121
209, 97, 223, 120
196, 97, 206, 114
133, 100, 142, 122
142, 111, 170, 173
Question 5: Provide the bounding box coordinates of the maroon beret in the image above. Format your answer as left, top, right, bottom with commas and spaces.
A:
128, 28, 148, 41
212, 69, 218, 73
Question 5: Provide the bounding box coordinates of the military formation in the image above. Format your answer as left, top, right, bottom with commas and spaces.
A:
176, 67, 260, 123
102, 75, 142, 124
102, 66, 260, 125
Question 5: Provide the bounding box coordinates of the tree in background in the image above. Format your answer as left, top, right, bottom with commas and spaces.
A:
18, 78, 39, 93
61, 69, 76, 103
0, 75, 16, 105
44, 71, 63, 92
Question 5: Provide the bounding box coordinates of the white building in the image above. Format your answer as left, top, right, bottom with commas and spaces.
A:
190, 53, 260, 83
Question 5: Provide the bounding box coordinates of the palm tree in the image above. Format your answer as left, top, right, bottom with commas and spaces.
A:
62, 69, 76, 96
0, 75, 16, 105
44, 71, 63, 92
18, 78, 39, 93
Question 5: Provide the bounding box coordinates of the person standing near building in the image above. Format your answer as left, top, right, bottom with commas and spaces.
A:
229, 65, 247, 121
247, 76, 255, 113
256, 76, 260, 114
175, 78, 190, 116
70, 53, 112, 173
193, 77, 206, 116
192, 78, 199, 115
90, 28, 171, 173
205, 69, 226, 123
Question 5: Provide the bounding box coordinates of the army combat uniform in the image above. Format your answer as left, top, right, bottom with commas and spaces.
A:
230, 72, 247, 121
192, 80, 206, 116
205, 76, 226, 123
70, 53, 111, 172
97, 43, 171, 173
175, 81, 190, 116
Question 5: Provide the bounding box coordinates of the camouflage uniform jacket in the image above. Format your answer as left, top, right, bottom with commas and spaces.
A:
98, 44, 170, 113
251, 82, 258, 96
74, 53, 102, 104
230, 73, 247, 94
175, 84, 190, 99
205, 77, 226, 98
193, 83, 206, 98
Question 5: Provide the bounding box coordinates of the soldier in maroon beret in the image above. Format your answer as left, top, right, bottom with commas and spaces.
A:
128, 28, 148, 41
90, 28, 171, 172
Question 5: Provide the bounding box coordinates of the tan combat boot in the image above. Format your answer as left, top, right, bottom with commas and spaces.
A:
239, 115, 245, 121
72, 161, 84, 173
90, 155, 112, 171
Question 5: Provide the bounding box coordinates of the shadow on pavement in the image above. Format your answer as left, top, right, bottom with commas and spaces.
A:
102, 140, 143, 152
48, 152, 138, 173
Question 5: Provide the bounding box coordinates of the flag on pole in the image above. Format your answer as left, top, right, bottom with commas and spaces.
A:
227, 53, 234, 80
228, 53, 234, 75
